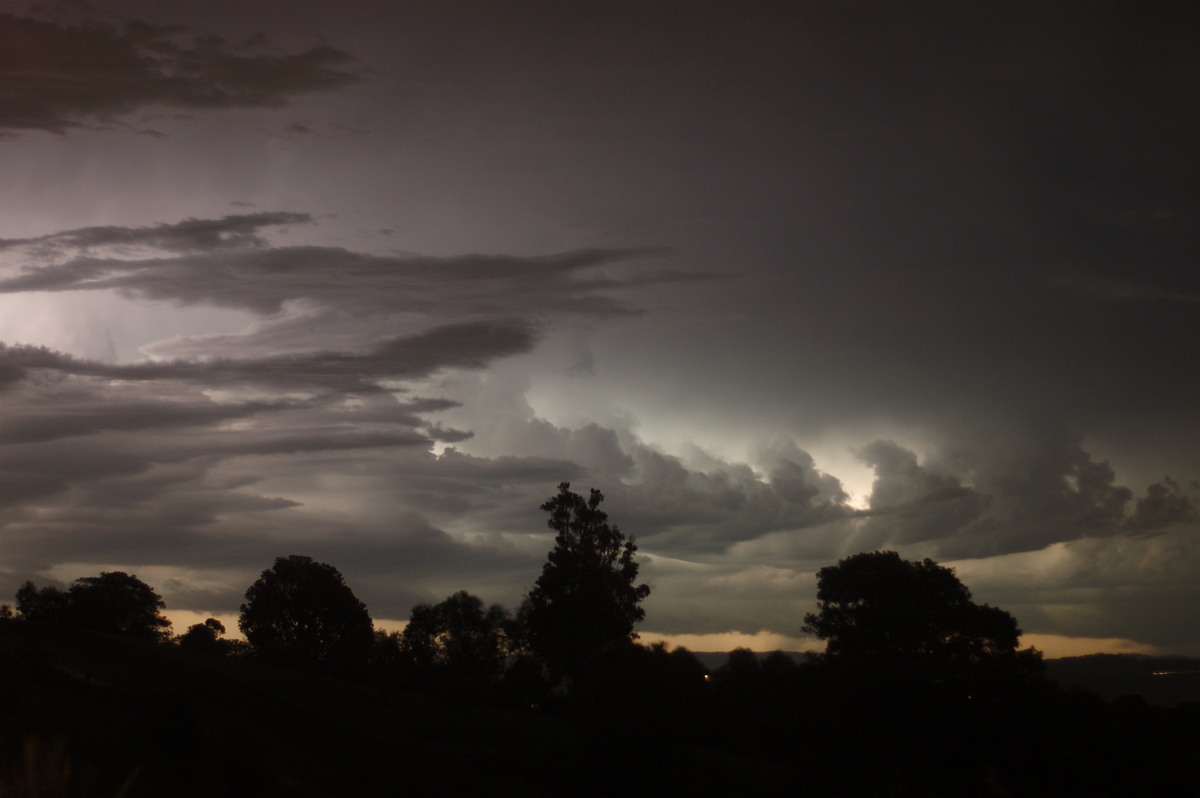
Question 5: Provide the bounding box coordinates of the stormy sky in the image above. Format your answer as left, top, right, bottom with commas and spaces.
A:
1, 1, 1197, 657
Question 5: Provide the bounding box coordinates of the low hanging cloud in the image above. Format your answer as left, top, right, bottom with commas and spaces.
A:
0, 13, 362, 135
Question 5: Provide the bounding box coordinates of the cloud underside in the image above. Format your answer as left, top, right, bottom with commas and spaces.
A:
0, 14, 361, 134
0, 211, 1196, 643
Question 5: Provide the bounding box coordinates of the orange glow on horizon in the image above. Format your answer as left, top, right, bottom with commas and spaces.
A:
1018, 634, 1163, 659
162, 613, 1167, 661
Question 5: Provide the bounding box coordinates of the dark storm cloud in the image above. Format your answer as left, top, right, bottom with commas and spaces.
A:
0, 321, 536, 393
0, 384, 532, 604
655, 0, 1200, 455
0, 216, 663, 335
0, 13, 361, 134
0, 395, 430, 500
843, 430, 1199, 563
0, 430, 550, 619
452, 408, 857, 557
421, 449, 581, 484
0, 211, 665, 411
1128, 479, 1199, 531
420, 422, 473, 444
3, 1, 1198, 651
859, 441, 970, 512
0, 395, 278, 444
491, 420, 1190, 568
0, 212, 312, 257
1052, 271, 1200, 306
0, 325, 519, 516
848, 440, 990, 550
0, 473, 70, 510
616, 450, 848, 555
0, 212, 684, 620
1011, 3, 1200, 292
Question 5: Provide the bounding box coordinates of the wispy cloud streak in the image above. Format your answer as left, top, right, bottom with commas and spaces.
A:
0, 14, 361, 134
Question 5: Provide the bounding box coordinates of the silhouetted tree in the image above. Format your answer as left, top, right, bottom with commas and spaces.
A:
370, 629, 405, 675
717, 647, 762, 682
521, 483, 650, 680
15, 581, 68, 624
178, 618, 228, 655
239, 555, 374, 678
400, 591, 511, 686
803, 550, 1040, 682
16, 572, 172, 641
399, 603, 442, 674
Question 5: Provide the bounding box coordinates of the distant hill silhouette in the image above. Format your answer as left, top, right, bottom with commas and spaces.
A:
1045, 653, 1200, 706
691, 650, 1200, 707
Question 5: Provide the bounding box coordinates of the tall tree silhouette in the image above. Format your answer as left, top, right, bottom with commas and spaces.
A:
522, 483, 650, 679
239, 555, 374, 677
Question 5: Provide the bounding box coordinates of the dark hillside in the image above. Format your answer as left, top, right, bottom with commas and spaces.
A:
0, 620, 585, 797
0, 621, 791, 797
1046, 654, 1200, 706
7, 618, 1200, 797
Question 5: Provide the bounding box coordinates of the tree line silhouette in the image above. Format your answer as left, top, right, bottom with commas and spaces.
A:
5, 482, 1199, 796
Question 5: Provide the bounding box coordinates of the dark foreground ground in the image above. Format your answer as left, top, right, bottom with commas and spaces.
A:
0, 622, 789, 797
3, 621, 1200, 797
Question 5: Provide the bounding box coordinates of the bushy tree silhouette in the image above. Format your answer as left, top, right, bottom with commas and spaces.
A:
178, 618, 229, 655
522, 483, 650, 680
400, 590, 512, 685
239, 555, 374, 677
16, 572, 171, 641
15, 582, 68, 624
803, 550, 1040, 682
